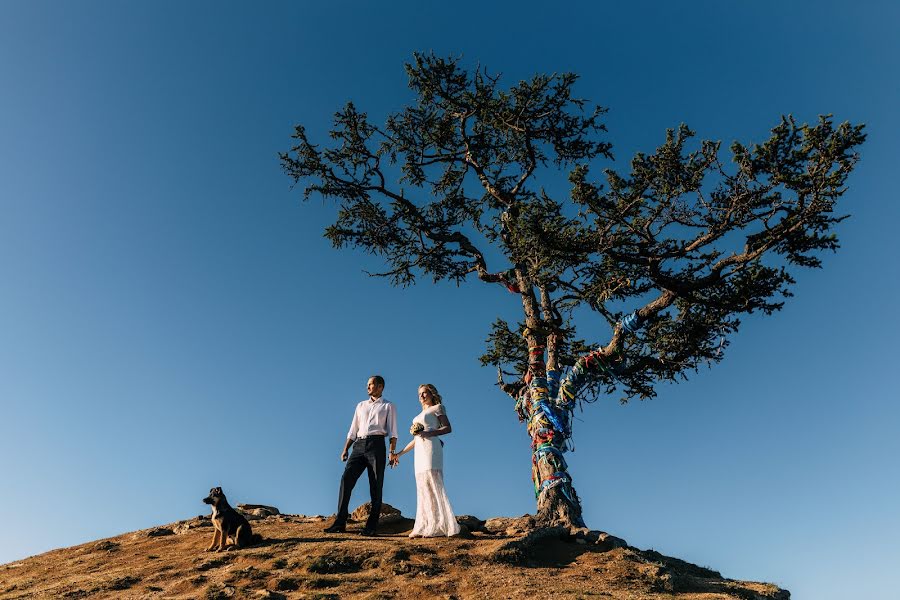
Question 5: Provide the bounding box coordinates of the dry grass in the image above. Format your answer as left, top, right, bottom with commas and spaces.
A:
0, 515, 788, 599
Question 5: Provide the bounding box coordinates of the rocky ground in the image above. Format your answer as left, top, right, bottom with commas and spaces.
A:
0, 504, 789, 599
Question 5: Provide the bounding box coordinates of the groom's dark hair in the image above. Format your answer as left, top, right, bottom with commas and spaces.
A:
370, 375, 385, 388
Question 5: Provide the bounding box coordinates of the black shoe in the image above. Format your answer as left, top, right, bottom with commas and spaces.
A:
323, 523, 346, 534
359, 528, 377, 537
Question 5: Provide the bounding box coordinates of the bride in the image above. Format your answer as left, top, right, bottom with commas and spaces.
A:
390, 384, 461, 537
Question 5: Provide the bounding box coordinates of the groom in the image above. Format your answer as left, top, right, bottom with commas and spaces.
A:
324, 375, 398, 536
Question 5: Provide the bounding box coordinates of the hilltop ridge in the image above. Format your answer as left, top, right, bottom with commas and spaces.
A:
0, 506, 789, 599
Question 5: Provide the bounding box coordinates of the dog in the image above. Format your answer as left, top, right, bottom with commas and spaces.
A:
202, 487, 262, 551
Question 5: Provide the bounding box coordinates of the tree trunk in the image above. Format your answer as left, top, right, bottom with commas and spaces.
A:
517, 278, 586, 528
517, 372, 586, 529
536, 485, 583, 527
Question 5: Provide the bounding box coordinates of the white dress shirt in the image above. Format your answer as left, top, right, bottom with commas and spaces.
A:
347, 397, 398, 441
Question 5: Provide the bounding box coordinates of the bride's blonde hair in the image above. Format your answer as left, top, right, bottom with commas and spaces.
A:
419, 383, 443, 405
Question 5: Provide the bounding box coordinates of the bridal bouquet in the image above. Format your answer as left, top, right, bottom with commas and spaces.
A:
410, 422, 424, 436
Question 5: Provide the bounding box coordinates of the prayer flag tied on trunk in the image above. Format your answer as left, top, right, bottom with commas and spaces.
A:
523, 312, 645, 507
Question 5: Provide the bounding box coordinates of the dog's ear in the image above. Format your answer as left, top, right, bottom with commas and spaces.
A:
210, 487, 222, 496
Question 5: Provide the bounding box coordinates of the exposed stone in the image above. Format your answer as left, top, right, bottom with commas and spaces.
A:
484, 514, 535, 535
451, 524, 475, 539
132, 527, 175, 539
568, 526, 591, 539
565, 526, 628, 549
237, 504, 280, 518
92, 541, 120, 553
455, 515, 485, 532
489, 526, 569, 563
173, 516, 213, 535
594, 531, 628, 551
350, 502, 403, 525
273, 514, 307, 524
146, 527, 174, 537
483, 517, 512, 533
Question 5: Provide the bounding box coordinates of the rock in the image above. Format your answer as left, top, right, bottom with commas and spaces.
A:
146, 527, 175, 537
484, 515, 535, 535
455, 515, 485, 532
483, 517, 513, 533
451, 524, 475, 539
563, 526, 628, 549
594, 532, 628, 551
92, 541, 120, 553
237, 504, 280, 518
568, 526, 591, 539
350, 502, 403, 525
489, 526, 569, 563
174, 517, 213, 535
274, 515, 305, 523
133, 527, 174, 539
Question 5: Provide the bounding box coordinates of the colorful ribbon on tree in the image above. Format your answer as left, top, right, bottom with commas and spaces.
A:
522, 311, 647, 502
621, 310, 643, 334
532, 445, 569, 496
500, 268, 520, 293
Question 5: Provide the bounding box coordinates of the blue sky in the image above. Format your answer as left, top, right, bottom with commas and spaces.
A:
1, 2, 897, 598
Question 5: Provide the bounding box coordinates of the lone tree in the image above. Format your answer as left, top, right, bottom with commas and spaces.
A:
281, 54, 865, 528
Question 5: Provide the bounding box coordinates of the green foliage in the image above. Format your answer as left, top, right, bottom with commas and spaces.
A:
479, 318, 591, 378
479, 318, 529, 381
282, 53, 609, 287
282, 53, 865, 403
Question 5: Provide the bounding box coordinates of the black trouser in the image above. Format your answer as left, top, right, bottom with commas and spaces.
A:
336, 435, 386, 530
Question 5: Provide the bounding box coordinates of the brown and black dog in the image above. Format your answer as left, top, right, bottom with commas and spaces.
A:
202, 487, 262, 551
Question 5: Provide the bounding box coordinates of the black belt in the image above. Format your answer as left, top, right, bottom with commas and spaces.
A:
356, 434, 386, 440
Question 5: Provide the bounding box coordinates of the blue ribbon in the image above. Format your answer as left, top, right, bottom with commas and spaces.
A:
534, 445, 568, 470
539, 472, 572, 493
546, 369, 561, 398
621, 311, 643, 334
536, 400, 570, 437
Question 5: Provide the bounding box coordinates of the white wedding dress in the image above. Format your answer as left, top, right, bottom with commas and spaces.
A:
410, 403, 461, 537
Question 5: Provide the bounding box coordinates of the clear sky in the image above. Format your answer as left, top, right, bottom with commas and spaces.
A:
1, 2, 897, 599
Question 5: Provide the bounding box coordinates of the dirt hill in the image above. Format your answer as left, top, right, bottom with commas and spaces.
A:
0, 507, 789, 599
